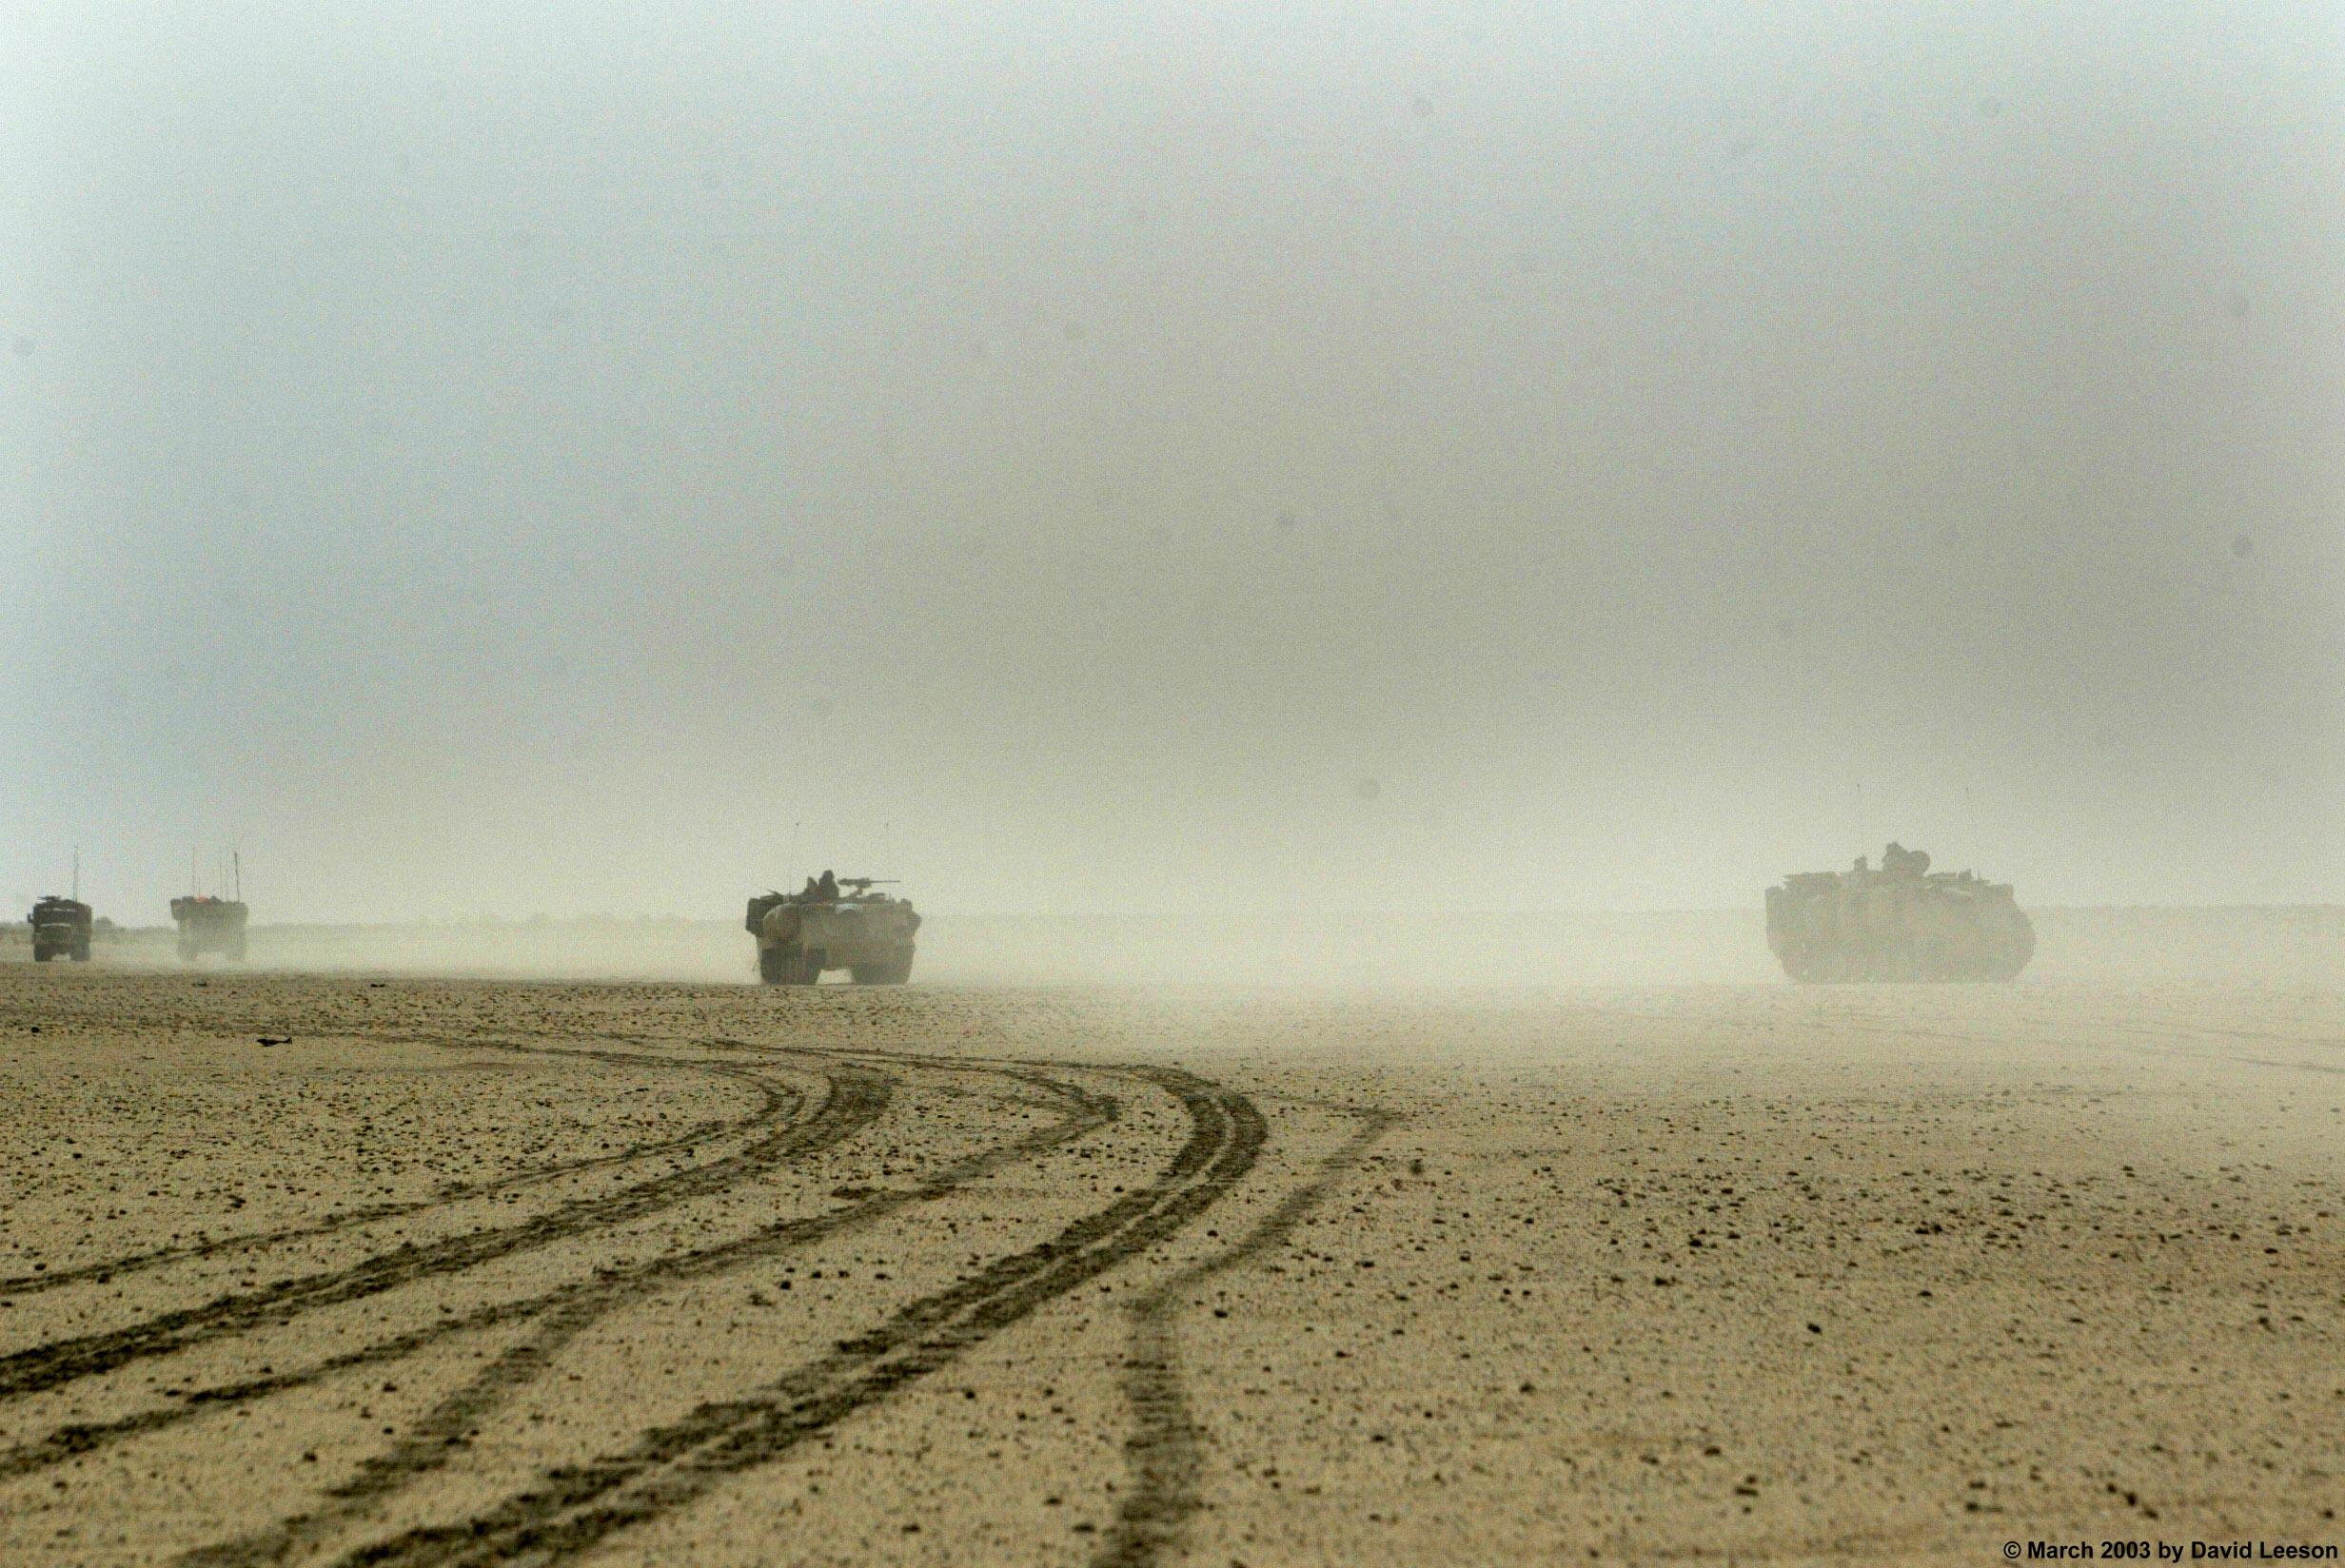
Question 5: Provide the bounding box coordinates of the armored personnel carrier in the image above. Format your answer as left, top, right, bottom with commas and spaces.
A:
1765, 843, 2034, 983
169, 895, 248, 963
745, 872, 918, 985
29, 897, 92, 963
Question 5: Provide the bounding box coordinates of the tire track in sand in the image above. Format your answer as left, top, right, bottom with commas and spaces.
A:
0, 1055, 879, 1402
180, 1058, 1119, 1568
315, 1064, 1266, 1568
1093, 1095, 1397, 1568
0, 1041, 776, 1302
0, 1058, 888, 1485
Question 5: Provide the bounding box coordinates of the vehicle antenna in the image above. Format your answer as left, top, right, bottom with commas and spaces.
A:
1854, 780, 1866, 857
789, 820, 800, 888
72, 847, 79, 902
233, 851, 242, 903
191, 847, 200, 897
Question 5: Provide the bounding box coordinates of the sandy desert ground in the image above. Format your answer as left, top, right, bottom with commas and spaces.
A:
1, 965, 2339, 1566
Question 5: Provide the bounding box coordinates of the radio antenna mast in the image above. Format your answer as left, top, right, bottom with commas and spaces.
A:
191, 847, 200, 897
72, 847, 80, 902
233, 851, 242, 903
789, 821, 800, 887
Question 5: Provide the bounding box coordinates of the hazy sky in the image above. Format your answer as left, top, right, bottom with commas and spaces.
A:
6, 2, 2341, 921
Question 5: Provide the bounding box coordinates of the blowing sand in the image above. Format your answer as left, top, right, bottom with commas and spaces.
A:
0, 968, 2338, 1565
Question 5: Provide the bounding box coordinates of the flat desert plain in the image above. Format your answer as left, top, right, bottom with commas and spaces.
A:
1, 968, 2339, 1565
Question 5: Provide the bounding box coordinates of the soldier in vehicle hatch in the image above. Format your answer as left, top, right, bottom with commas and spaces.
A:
1882, 843, 1931, 878
750, 872, 919, 985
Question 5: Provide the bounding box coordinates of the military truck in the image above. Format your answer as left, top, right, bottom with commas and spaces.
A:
29, 897, 92, 963
746, 873, 918, 985
1765, 843, 2034, 983
169, 895, 248, 963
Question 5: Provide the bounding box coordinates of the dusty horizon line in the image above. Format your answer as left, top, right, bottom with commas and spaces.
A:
20, 901, 2343, 933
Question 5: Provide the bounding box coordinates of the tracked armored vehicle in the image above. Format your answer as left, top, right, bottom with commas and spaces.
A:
170, 895, 248, 963
1766, 843, 2034, 983
746, 873, 918, 986
29, 897, 92, 963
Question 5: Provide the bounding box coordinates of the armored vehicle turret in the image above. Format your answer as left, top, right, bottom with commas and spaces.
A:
746, 872, 918, 986
169, 895, 248, 963
1765, 844, 2034, 982
29, 897, 92, 963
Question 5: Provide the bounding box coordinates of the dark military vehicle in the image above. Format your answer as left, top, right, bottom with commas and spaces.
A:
1766, 843, 2034, 983
29, 897, 93, 963
170, 895, 249, 963
745, 872, 918, 986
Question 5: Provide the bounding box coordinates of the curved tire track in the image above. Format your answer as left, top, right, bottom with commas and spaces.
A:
0, 1056, 879, 1402
1093, 1097, 1397, 1568
0, 1058, 891, 1487
181, 1059, 1120, 1568
0, 1041, 777, 1303
322, 1064, 1267, 1568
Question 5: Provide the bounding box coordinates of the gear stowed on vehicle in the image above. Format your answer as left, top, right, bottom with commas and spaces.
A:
745, 871, 919, 986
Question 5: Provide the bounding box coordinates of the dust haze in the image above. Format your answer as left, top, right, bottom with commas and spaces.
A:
5, 2, 2339, 946
8, 13, 2345, 1562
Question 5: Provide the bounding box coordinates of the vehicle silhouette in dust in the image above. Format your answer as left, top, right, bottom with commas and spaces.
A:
29, 896, 93, 963
745, 872, 918, 986
1765, 843, 2034, 982
170, 895, 249, 963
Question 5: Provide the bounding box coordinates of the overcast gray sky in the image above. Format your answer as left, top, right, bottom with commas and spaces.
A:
5, 1, 2340, 922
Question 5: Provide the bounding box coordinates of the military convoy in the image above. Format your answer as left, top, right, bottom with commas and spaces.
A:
13, 841, 2054, 987
1766, 843, 2034, 983
745, 872, 918, 985
169, 895, 249, 963
29, 897, 93, 963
